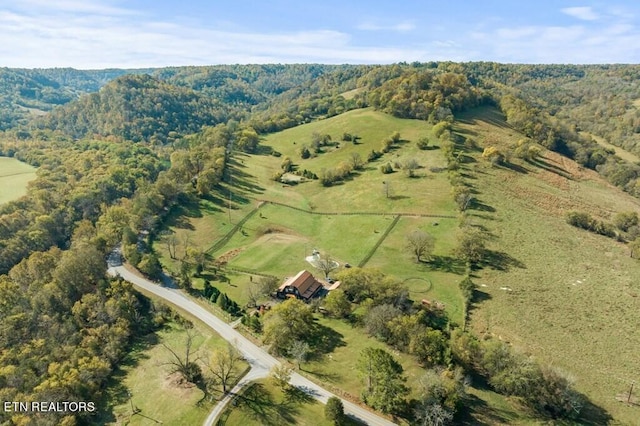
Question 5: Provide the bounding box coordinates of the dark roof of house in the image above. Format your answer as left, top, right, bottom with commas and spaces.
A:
279, 270, 324, 299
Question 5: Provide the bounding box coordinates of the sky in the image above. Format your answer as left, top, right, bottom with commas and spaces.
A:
1, 0, 639, 69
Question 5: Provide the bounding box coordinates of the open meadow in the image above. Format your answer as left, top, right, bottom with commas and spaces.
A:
0, 157, 37, 204
455, 106, 640, 424
156, 108, 460, 299
153, 107, 582, 423
218, 378, 338, 426
101, 318, 246, 425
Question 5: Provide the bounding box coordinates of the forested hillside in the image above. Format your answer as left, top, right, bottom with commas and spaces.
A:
460, 63, 640, 156
0, 68, 149, 130
41, 74, 230, 143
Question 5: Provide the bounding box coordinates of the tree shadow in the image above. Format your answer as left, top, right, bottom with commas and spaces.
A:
468, 198, 496, 213
164, 202, 201, 230
94, 331, 159, 423
387, 195, 409, 201
577, 398, 613, 426
498, 161, 529, 174
477, 249, 526, 271
472, 288, 492, 304
254, 145, 275, 156
427, 255, 466, 275
468, 213, 497, 221
458, 154, 477, 163
307, 322, 346, 359
284, 387, 315, 405
305, 368, 342, 384
531, 158, 573, 180
456, 392, 519, 425
460, 172, 477, 180
233, 383, 299, 425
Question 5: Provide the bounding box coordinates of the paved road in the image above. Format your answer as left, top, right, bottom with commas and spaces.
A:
107, 264, 397, 426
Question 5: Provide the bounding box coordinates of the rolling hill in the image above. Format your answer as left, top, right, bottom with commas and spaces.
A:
2, 62, 640, 425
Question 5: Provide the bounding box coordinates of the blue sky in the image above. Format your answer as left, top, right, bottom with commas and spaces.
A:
1, 0, 639, 68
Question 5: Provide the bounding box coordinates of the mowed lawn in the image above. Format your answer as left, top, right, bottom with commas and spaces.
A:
219, 379, 337, 426
455, 107, 640, 424
104, 321, 243, 425
366, 216, 465, 325
215, 203, 392, 272
0, 157, 37, 204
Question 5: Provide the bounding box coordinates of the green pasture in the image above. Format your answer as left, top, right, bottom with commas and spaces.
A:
254, 108, 455, 214
216, 203, 392, 269
366, 216, 465, 324
104, 321, 238, 426
455, 106, 640, 424
0, 157, 37, 204
219, 379, 338, 426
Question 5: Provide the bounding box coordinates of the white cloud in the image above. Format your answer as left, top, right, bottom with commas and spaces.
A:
1, 0, 639, 68
471, 21, 640, 63
0, 3, 426, 68
562, 6, 599, 21
357, 20, 416, 32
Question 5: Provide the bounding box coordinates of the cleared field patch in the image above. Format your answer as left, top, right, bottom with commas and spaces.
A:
258, 108, 455, 215
0, 157, 37, 204
104, 321, 239, 425
583, 131, 640, 164
216, 203, 393, 275
366, 216, 465, 324
339, 87, 364, 100
219, 378, 337, 426
455, 106, 640, 424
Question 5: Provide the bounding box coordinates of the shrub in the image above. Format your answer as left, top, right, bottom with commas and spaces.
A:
368, 150, 382, 162
417, 137, 430, 150
299, 146, 311, 159
380, 163, 393, 174
281, 156, 293, 172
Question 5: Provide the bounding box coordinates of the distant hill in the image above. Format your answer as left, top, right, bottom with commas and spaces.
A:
0, 67, 150, 130
460, 63, 640, 157
40, 74, 236, 143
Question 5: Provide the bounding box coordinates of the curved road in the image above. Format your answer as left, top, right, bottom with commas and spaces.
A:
107, 264, 396, 426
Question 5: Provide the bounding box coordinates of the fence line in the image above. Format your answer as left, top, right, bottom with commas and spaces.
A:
258, 199, 457, 219
222, 265, 278, 279
206, 206, 261, 254
358, 215, 400, 267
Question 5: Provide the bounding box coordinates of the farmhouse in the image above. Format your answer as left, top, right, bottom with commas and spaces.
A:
276, 270, 332, 301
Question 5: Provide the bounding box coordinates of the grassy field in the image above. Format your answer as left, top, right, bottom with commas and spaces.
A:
219, 379, 340, 426
0, 156, 37, 204
154, 108, 551, 422
155, 108, 461, 304
303, 316, 430, 401
102, 319, 246, 425
455, 106, 640, 424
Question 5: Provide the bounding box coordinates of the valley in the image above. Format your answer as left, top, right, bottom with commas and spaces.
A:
1, 63, 640, 426
0, 157, 36, 205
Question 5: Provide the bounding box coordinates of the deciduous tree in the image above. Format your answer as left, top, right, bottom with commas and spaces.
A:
263, 298, 314, 355
205, 343, 243, 394
406, 230, 435, 262
325, 396, 346, 425
288, 340, 311, 369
